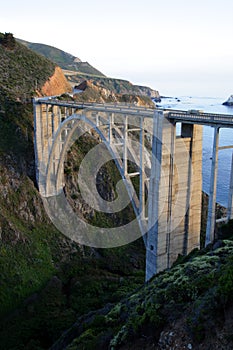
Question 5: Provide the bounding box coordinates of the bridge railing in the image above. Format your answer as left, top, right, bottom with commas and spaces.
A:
167, 110, 233, 126
36, 98, 155, 114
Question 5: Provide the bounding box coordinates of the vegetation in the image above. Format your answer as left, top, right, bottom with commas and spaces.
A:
0, 33, 56, 101
52, 223, 233, 349
0, 32, 16, 49
17, 38, 106, 77
0, 32, 145, 349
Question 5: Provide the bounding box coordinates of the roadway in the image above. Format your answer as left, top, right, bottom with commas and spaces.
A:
35, 98, 233, 127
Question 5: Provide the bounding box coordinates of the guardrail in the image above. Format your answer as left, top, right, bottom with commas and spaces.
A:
167, 110, 233, 126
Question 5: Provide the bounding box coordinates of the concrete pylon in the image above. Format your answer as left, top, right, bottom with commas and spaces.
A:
205, 127, 220, 246
227, 152, 233, 221
146, 110, 173, 281
146, 112, 203, 281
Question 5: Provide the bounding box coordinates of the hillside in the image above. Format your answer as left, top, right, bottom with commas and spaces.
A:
51, 223, 233, 350
69, 79, 155, 107
17, 38, 106, 77
0, 34, 54, 100
0, 33, 145, 349
66, 71, 161, 101
16, 37, 160, 101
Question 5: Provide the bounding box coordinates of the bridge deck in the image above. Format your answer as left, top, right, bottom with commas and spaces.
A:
166, 109, 233, 127
35, 98, 233, 127
36, 98, 155, 117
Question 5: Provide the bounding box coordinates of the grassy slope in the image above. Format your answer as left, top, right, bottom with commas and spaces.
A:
0, 34, 55, 101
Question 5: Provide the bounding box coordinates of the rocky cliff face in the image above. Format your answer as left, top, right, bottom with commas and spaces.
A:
66, 71, 160, 102
41, 66, 72, 96
136, 84, 161, 100
73, 79, 155, 107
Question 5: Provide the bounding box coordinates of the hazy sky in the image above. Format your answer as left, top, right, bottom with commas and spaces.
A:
1, 0, 233, 97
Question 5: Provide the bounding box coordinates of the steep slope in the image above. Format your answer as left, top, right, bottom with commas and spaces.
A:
51, 224, 233, 350
0, 33, 71, 101
17, 38, 106, 77
0, 32, 72, 315
0, 33, 145, 349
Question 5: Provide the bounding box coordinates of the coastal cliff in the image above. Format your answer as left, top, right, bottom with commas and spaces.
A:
72, 79, 155, 107
68, 73, 160, 102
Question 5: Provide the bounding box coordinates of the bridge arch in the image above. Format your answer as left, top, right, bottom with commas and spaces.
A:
45, 113, 149, 218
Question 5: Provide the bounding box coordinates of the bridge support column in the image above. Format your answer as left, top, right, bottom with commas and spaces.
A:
205, 127, 220, 246
139, 117, 145, 219
123, 116, 128, 175
227, 152, 233, 221
146, 110, 164, 281
146, 115, 202, 281
108, 113, 113, 144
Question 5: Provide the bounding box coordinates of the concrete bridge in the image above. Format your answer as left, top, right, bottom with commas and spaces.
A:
33, 98, 233, 281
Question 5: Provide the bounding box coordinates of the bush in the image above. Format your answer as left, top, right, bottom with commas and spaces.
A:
0, 33, 16, 50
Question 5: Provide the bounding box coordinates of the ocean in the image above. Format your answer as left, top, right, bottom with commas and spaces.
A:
156, 96, 233, 207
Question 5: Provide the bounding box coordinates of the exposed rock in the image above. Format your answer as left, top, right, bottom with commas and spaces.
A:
73, 56, 82, 63
73, 79, 155, 107
223, 95, 233, 106
136, 85, 161, 101
41, 66, 72, 96
74, 80, 88, 91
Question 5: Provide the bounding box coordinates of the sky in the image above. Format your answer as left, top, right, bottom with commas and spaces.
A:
1, 0, 233, 98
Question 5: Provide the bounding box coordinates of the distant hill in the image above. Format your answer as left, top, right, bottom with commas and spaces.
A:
16, 38, 160, 100
17, 38, 106, 77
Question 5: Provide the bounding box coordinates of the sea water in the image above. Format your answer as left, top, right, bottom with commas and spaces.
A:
156, 96, 233, 207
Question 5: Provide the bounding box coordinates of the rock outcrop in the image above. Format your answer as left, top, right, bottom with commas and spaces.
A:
136, 84, 161, 101
41, 66, 72, 96
73, 79, 155, 107
223, 95, 233, 106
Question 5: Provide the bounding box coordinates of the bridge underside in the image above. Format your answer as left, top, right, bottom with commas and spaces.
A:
34, 99, 205, 281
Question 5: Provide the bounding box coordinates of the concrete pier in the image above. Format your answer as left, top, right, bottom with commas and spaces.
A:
205, 127, 219, 246
146, 113, 202, 280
